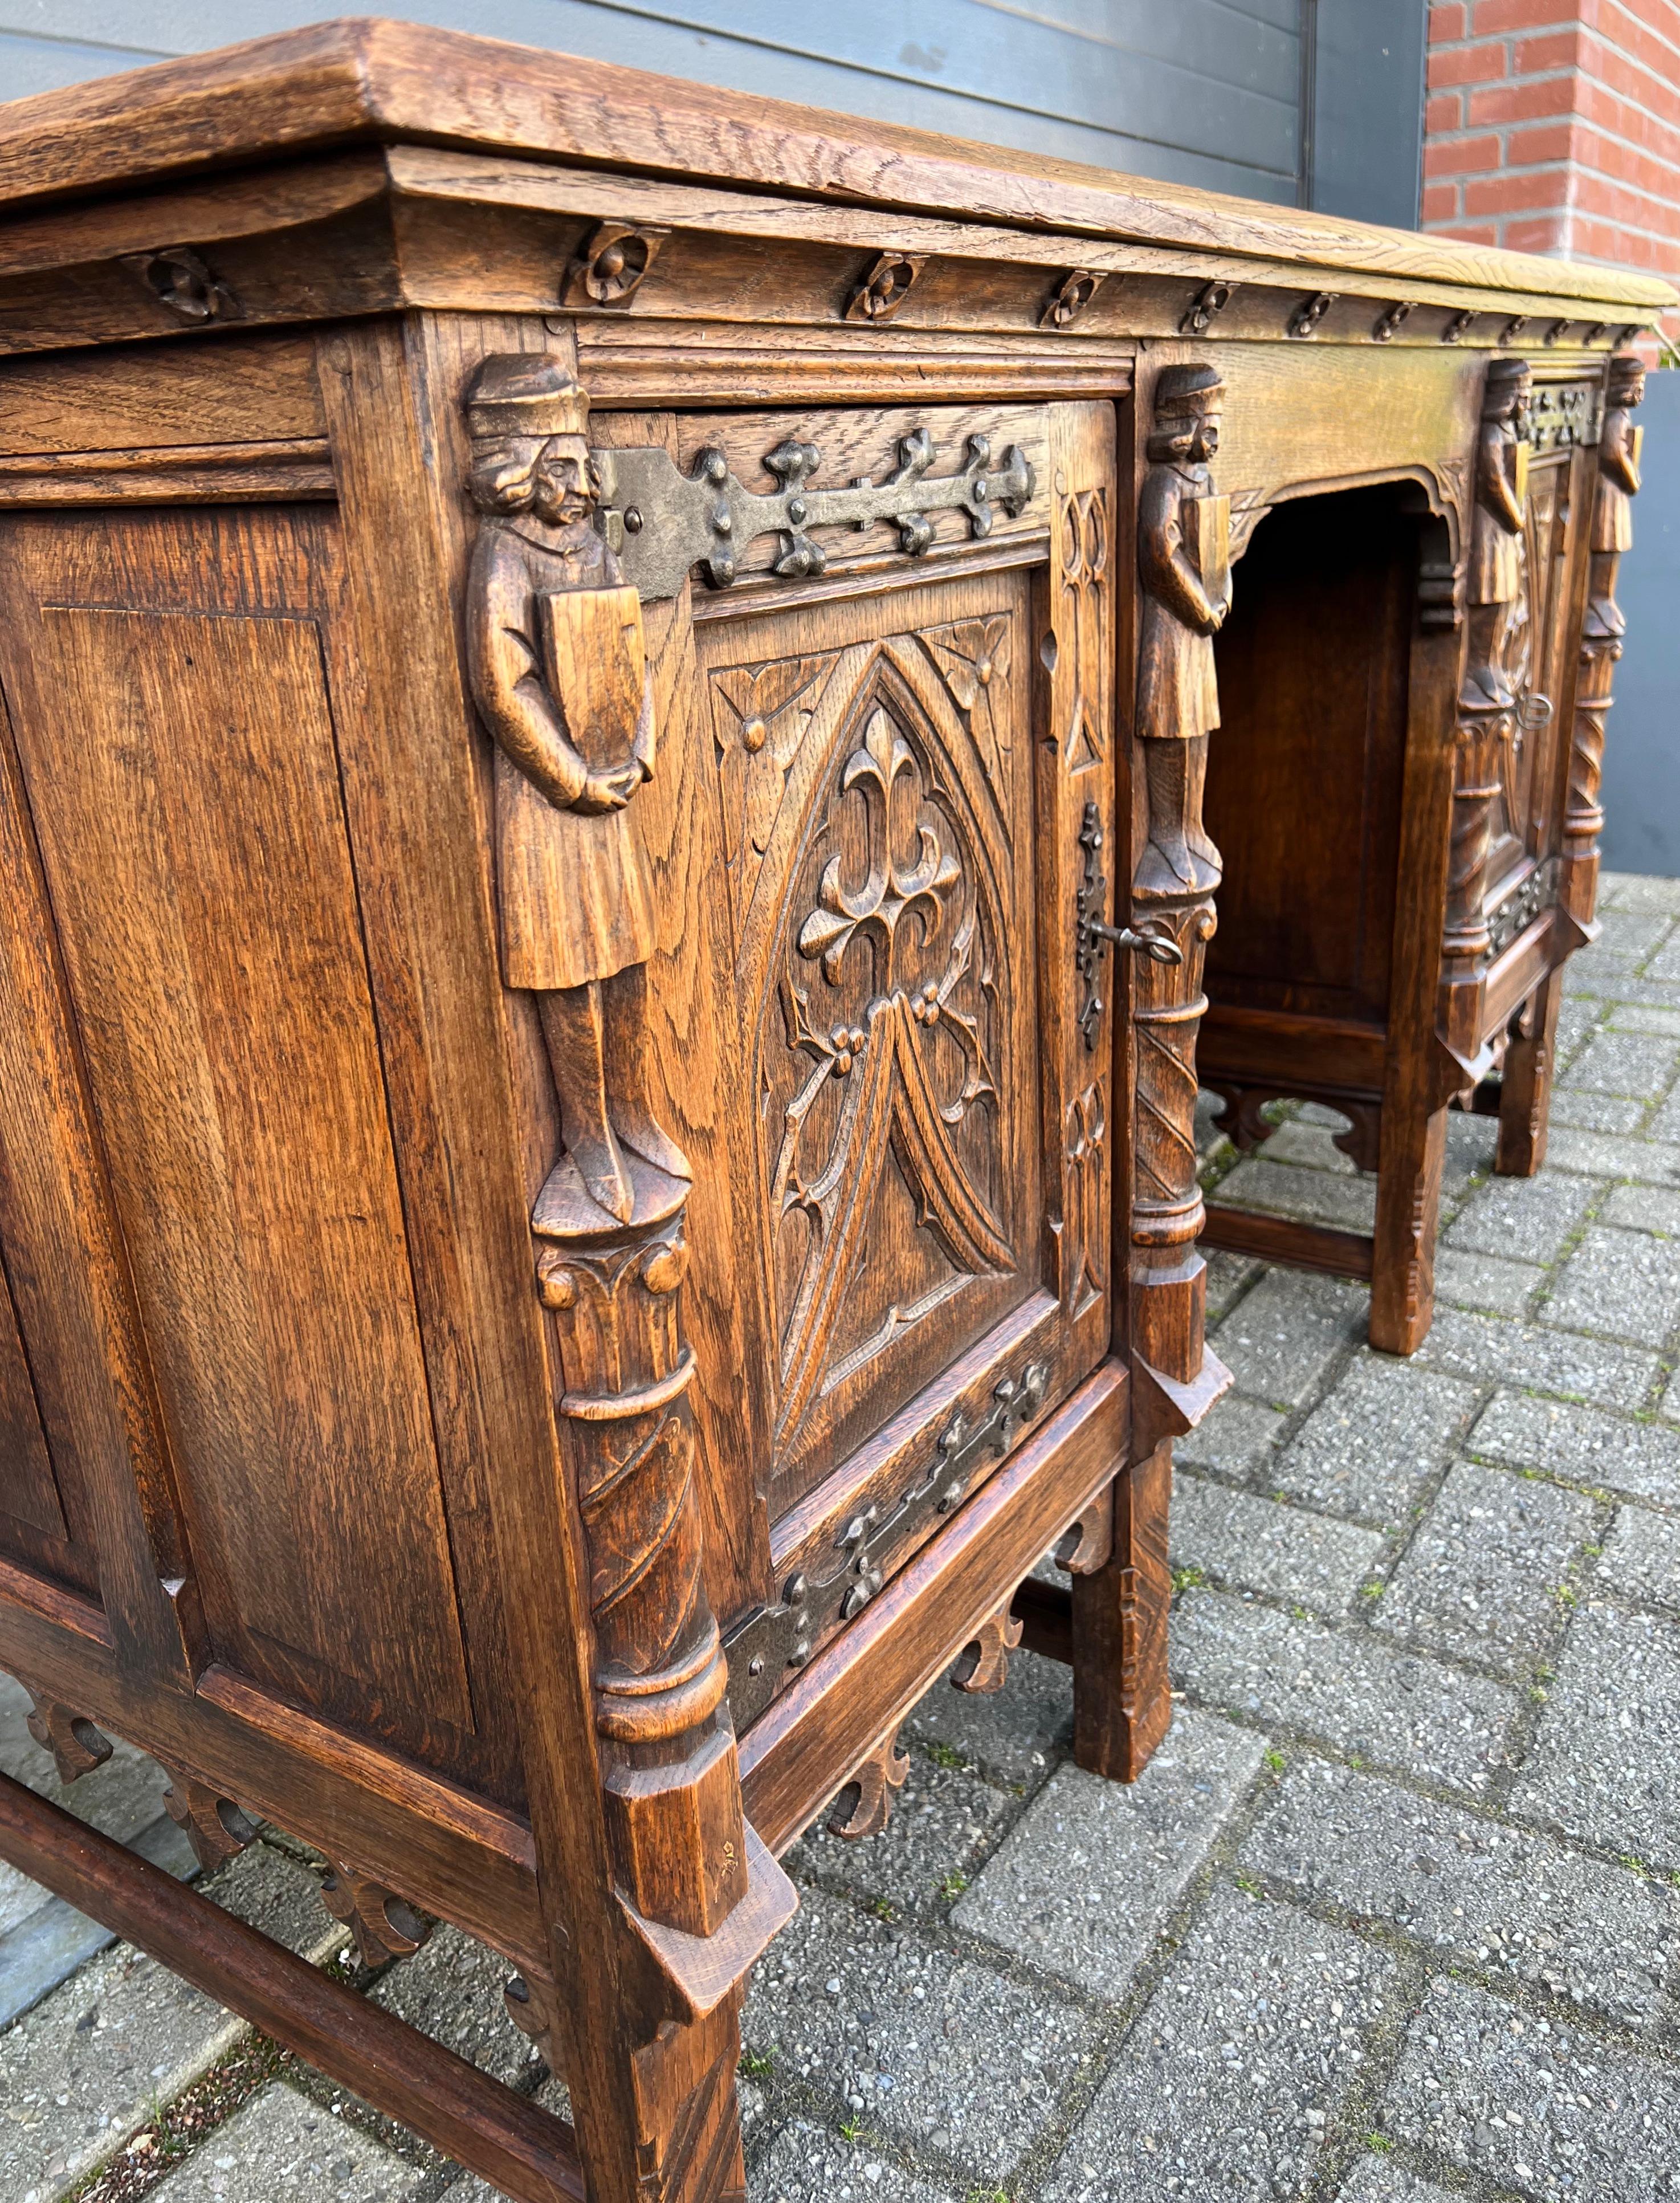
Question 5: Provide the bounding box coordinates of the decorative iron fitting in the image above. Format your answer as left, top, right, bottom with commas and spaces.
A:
596, 430, 1037, 601
1527, 381, 1602, 451
723, 1359, 1049, 1730
1075, 796, 1182, 1050
1486, 854, 1560, 959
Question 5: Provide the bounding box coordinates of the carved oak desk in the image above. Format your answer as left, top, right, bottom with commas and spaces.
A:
0, 22, 1667, 2203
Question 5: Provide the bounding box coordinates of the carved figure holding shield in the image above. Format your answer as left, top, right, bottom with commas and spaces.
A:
1465, 356, 1532, 712
464, 353, 688, 1224
1587, 353, 1645, 640
1136, 363, 1230, 895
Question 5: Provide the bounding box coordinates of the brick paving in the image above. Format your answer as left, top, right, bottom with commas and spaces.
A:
2, 869, 1679, 2200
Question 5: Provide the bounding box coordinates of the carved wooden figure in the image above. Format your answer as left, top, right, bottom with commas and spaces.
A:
0, 23, 1665, 2203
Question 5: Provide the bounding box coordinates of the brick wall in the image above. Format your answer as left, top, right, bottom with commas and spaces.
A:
1423, 1, 1680, 344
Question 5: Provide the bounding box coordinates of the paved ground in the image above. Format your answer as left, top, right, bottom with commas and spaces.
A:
2, 869, 1678, 2202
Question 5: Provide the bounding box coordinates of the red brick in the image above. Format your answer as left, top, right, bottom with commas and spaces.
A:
1437, 220, 1502, 245
1430, 1, 1468, 38
1467, 74, 1577, 125
1505, 120, 1581, 163
1421, 180, 1463, 221
1426, 91, 1464, 132
1429, 40, 1510, 88
1425, 132, 1506, 176
1513, 27, 1586, 71
1472, 0, 1578, 30
1503, 213, 1571, 251
1463, 166, 1572, 214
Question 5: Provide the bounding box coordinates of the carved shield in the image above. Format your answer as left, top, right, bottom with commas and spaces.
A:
537, 583, 645, 774
1184, 492, 1230, 604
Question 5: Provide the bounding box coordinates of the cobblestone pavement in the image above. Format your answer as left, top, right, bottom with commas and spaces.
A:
3, 871, 1679, 2201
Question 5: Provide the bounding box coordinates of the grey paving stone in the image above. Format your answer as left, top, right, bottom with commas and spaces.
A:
1432, 1247, 1543, 1318
1371, 1461, 1594, 1675
786, 1752, 1012, 1916
1442, 1109, 1498, 1198
1601, 870, 1680, 913
1241, 1757, 1680, 2030
1561, 943, 1642, 997
1171, 1588, 1515, 1792
1651, 1085, 1680, 1142
1271, 1354, 1479, 1527
1171, 1476, 1385, 1612
1545, 1125, 1680, 1186
1204, 1248, 1262, 1321
1210, 1269, 1368, 1410
1561, 1030, 1680, 1101
902, 1648, 1070, 1791
1546, 1086, 1648, 1133
1542, 1223, 1680, 1347
1338, 2163, 1457, 2203
148, 2083, 423, 2202
1381, 1976, 1680, 2199
1553, 995, 1601, 1068
1510, 1604, 1680, 1870
1444, 1170, 1598, 1266
741, 1886, 1100, 2180
1299, 1100, 1357, 1129
1607, 1003, 1680, 1037
1470, 1390, 1680, 1505
1258, 1120, 1361, 1174
0, 1841, 345, 2203
952, 1708, 1263, 1999
1173, 1392, 1288, 1477
750, 2116, 962, 2203
1600, 1180, 1680, 1235
1600, 1505, 1680, 1610
1208, 1158, 1379, 1231
1592, 910, 1673, 962
1041, 1886, 1395, 2203
0, 1815, 198, 2032
1649, 934, 1680, 984
1413, 1305, 1659, 1410
370, 1925, 536, 2088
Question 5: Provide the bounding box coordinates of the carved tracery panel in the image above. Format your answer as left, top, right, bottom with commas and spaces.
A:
700, 591, 1037, 1510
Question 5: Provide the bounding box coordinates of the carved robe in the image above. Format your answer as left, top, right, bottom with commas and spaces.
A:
1593, 405, 1641, 554
1136, 460, 1222, 742
467, 517, 656, 992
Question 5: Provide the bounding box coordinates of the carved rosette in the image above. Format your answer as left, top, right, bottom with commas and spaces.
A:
537, 1189, 748, 1939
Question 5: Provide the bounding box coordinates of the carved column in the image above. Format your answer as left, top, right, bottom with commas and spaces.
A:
536, 1192, 745, 1937
462, 351, 749, 1953
1129, 363, 1228, 1382
1561, 352, 1645, 928
1441, 357, 1532, 1071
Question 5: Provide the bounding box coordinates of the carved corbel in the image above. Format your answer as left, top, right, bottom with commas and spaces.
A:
1055, 1495, 1114, 1577
827, 1729, 911, 1839
951, 1599, 1024, 1695
18, 1682, 113, 1783
846, 253, 925, 322
564, 221, 669, 310
158, 1761, 257, 1871
1562, 352, 1645, 927
1040, 269, 1108, 329
320, 1863, 431, 1968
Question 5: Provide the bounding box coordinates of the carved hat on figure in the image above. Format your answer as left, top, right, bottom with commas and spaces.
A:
1482, 355, 1533, 420
1153, 363, 1225, 420
464, 353, 600, 515
1608, 352, 1646, 408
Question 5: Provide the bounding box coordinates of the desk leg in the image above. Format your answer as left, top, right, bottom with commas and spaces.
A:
1369, 1091, 1446, 1357
1069, 1439, 1172, 1781
1495, 970, 1563, 1178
